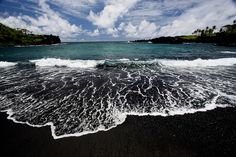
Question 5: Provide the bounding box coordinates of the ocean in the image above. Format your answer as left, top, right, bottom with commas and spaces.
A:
0, 42, 236, 139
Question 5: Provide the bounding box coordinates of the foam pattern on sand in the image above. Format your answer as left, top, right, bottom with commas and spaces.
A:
0, 58, 236, 139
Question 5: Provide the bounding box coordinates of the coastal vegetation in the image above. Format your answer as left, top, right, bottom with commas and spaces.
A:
134, 20, 236, 46
0, 23, 61, 46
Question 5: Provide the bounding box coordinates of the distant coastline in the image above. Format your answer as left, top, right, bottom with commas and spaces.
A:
0, 23, 61, 47
134, 20, 236, 46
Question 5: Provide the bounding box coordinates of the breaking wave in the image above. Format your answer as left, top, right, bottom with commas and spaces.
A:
1, 58, 236, 69
30, 58, 105, 68
0, 61, 17, 67
0, 56, 236, 139
158, 58, 236, 67
221, 51, 236, 54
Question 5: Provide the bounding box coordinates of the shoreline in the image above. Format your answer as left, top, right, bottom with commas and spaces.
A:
1, 107, 236, 157
1, 101, 228, 140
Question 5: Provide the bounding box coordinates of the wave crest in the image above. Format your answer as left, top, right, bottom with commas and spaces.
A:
30, 58, 105, 68
221, 51, 236, 54
158, 58, 236, 67
0, 61, 17, 67
1, 58, 236, 69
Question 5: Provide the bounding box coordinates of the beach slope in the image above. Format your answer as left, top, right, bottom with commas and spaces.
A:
1, 107, 236, 157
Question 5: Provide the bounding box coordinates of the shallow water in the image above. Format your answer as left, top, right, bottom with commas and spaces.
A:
0, 42, 236, 139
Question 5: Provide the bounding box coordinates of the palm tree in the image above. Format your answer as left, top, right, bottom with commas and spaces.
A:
197, 29, 202, 35
201, 30, 205, 36
208, 28, 213, 35
219, 28, 223, 33
211, 26, 216, 35
205, 26, 210, 35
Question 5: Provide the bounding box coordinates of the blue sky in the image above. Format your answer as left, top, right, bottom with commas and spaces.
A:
0, 0, 236, 41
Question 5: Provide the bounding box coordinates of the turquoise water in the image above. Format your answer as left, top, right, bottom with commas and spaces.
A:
0, 42, 236, 139
1, 42, 236, 61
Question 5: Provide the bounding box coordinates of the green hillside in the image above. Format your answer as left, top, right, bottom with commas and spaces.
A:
0, 23, 61, 46
134, 20, 236, 46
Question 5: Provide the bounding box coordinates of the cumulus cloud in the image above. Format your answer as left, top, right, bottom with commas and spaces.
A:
88, 0, 139, 29
1, 0, 236, 40
158, 0, 236, 36
87, 29, 100, 37
122, 20, 158, 39
125, 0, 201, 26
49, 0, 99, 18
0, 0, 83, 41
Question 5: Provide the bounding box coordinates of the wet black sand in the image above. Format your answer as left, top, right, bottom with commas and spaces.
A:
1, 107, 236, 157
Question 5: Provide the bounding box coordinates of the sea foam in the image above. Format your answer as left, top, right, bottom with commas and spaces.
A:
30, 58, 105, 68
29, 58, 236, 69
0, 61, 17, 67
1, 57, 236, 139
158, 58, 236, 67
2, 102, 230, 140
1, 58, 236, 69
221, 51, 236, 54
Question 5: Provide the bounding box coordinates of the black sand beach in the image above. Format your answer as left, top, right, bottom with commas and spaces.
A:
1, 107, 236, 157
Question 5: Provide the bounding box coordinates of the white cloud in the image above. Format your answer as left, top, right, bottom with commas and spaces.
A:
124, 0, 200, 25
49, 0, 99, 18
158, 0, 236, 36
0, 0, 83, 41
122, 20, 158, 39
87, 29, 100, 37
1, 0, 236, 40
107, 28, 119, 37
87, 0, 139, 30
